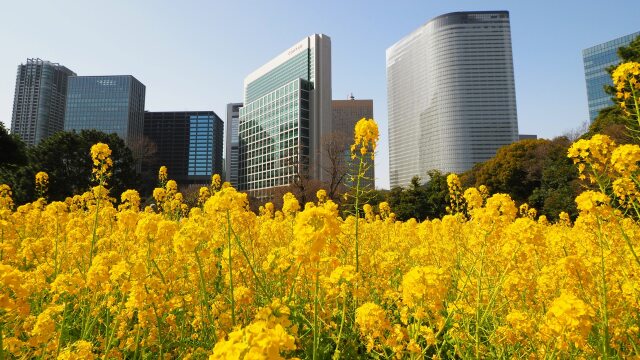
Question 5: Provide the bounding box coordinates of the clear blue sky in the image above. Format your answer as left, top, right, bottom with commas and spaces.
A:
1, 0, 639, 189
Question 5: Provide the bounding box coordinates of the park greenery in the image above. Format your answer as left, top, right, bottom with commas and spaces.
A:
0, 127, 138, 205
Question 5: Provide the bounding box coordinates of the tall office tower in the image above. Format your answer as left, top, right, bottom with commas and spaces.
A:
64, 75, 146, 147
332, 96, 375, 189
10, 58, 76, 146
238, 34, 332, 196
226, 103, 242, 186
583, 31, 640, 122
387, 11, 519, 188
143, 111, 224, 185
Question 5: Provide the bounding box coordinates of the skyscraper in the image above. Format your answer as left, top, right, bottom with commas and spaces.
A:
583, 31, 640, 122
10, 58, 76, 146
143, 111, 224, 186
387, 11, 518, 188
226, 103, 242, 186
64, 75, 146, 147
332, 96, 375, 189
238, 34, 332, 196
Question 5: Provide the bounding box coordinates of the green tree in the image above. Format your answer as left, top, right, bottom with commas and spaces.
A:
527, 137, 580, 219
0, 123, 31, 203
0, 123, 27, 167
1, 130, 139, 204
422, 170, 449, 219
386, 172, 449, 221
582, 106, 636, 144
462, 137, 580, 220
463, 139, 545, 204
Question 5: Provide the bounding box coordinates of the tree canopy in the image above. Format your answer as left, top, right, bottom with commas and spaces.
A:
461, 137, 580, 220
386, 170, 449, 221
0, 130, 139, 204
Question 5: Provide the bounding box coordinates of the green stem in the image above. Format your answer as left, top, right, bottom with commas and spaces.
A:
55, 303, 67, 358
133, 325, 141, 359
597, 218, 610, 359
103, 294, 125, 359
54, 219, 60, 277
354, 155, 364, 274
0, 322, 4, 360
629, 80, 640, 128
617, 221, 640, 267
475, 240, 487, 359
151, 259, 167, 285
334, 294, 348, 357
195, 250, 216, 343
227, 210, 236, 327
286, 262, 303, 304
313, 270, 320, 360
88, 193, 101, 268
230, 225, 265, 293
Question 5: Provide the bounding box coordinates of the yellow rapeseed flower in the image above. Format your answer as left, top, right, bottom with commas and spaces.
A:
90, 142, 113, 180
351, 118, 379, 159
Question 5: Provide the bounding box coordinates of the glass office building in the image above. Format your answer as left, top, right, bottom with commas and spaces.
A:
583, 31, 640, 122
387, 11, 518, 188
238, 34, 332, 196
225, 103, 242, 186
11, 58, 76, 146
64, 75, 146, 147
143, 111, 224, 185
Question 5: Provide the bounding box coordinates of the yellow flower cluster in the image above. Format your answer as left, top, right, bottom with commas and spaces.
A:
2, 116, 640, 358
351, 117, 379, 159
158, 165, 168, 184
568, 133, 640, 212
612, 61, 640, 114
210, 301, 296, 360
34, 171, 48, 188
34, 171, 49, 198
90, 142, 113, 180
540, 292, 595, 351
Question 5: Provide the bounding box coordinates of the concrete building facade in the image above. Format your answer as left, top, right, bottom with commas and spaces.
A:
331, 96, 375, 189
11, 58, 76, 145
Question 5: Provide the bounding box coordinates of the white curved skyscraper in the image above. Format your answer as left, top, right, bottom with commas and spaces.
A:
387, 11, 518, 188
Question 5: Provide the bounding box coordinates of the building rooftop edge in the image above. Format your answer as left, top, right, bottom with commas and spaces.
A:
428, 10, 509, 24
582, 30, 640, 53
386, 10, 510, 57
144, 110, 220, 114
243, 33, 330, 88
69, 74, 145, 84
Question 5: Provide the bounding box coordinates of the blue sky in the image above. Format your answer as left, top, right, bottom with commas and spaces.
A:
1, 0, 639, 189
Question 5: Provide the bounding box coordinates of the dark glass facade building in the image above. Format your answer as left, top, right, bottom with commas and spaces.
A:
11, 58, 76, 146
583, 31, 640, 122
143, 111, 224, 185
64, 75, 146, 147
